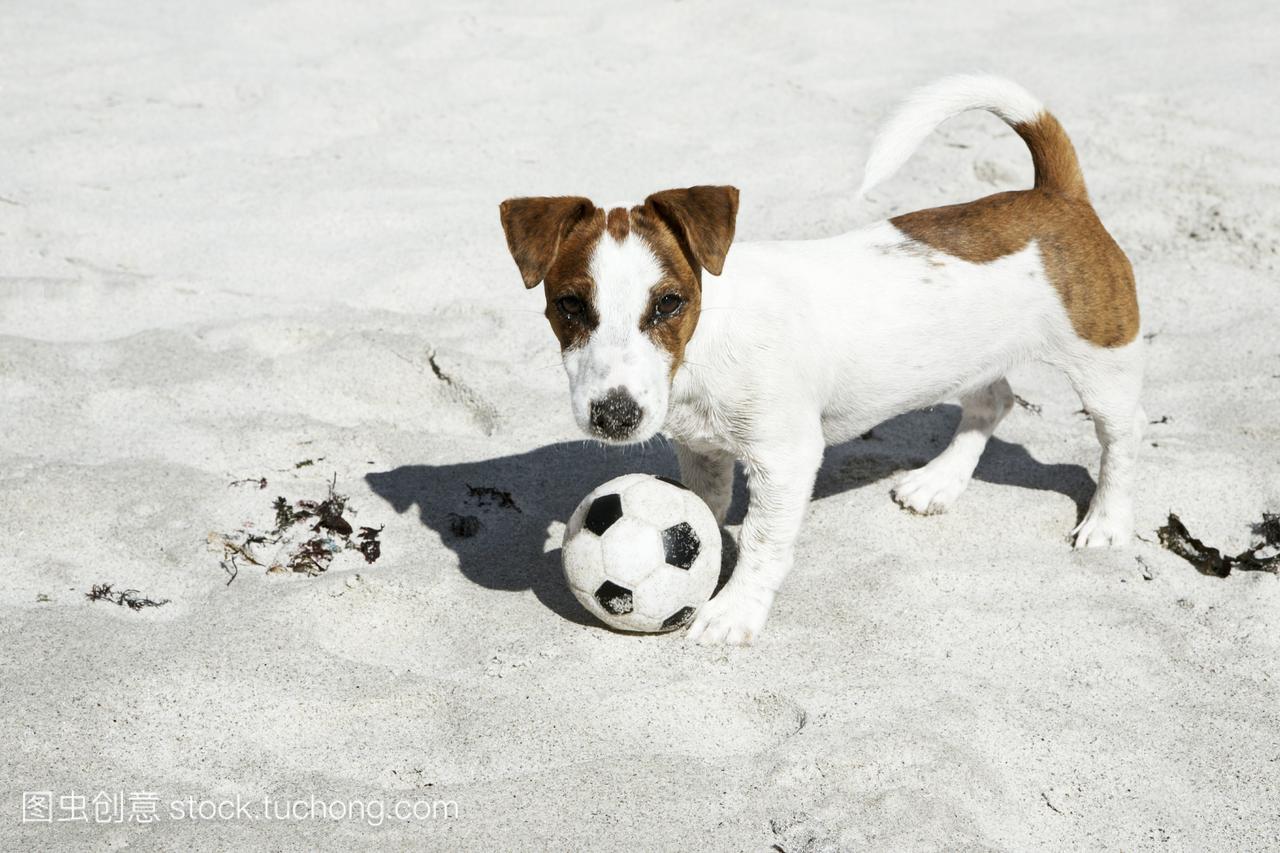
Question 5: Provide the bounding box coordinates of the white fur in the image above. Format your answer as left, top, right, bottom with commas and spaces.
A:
665, 227, 1142, 645
559, 77, 1143, 646
859, 74, 1045, 196
561, 232, 671, 443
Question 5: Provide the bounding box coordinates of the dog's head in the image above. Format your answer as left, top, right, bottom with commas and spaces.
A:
499, 186, 738, 444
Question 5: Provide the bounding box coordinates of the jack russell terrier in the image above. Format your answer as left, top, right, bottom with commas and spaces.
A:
499, 75, 1143, 645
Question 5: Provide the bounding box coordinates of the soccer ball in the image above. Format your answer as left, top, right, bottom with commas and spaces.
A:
562, 473, 721, 633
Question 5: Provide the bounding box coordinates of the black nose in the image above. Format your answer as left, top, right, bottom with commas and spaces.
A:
589, 388, 643, 440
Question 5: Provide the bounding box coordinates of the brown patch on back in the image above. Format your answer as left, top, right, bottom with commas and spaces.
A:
892, 191, 1138, 347
890, 113, 1137, 347
605, 207, 630, 242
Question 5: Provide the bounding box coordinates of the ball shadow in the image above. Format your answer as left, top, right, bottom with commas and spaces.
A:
366, 441, 682, 628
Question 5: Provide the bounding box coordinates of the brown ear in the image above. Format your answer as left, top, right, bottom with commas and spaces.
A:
643, 186, 739, 276
498, 196, 596, 288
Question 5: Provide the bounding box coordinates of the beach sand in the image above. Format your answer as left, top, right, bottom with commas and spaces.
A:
2, 1, 1278, 849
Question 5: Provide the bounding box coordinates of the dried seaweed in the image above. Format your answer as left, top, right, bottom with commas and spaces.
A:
303, 485, 353, 537
207, 530, 273, 585
213, 475, 383, 578
87, 583, 170, 610
1255, 512, 1280, 547
1157, 512, 1280, 577
279, 478, 380, 574
287, 536, 339, 576
1013, 394, 1042, 415
229, 477, 268, 489
357, 526, 383, 563
466, 484, 521, 513
273, 495, 304, 532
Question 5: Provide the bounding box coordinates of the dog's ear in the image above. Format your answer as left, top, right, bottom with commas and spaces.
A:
643, 186, 739, 276
499, 196, 596, 288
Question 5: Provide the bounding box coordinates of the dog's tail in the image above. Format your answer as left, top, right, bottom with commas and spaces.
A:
858, 74, 1087, 200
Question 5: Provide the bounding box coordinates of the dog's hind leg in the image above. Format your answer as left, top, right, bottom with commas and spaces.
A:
1066, 340, 1145, 547
892, 378, 1015, 515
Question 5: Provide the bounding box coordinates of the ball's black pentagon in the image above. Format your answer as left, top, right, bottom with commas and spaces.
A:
661, 606, 696, 630
655, 475, 690, 491
584, 493, 623, 536
594, 580, 633, 615
660, 521, 700, 569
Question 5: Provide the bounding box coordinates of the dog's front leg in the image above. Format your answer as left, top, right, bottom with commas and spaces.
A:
687, 425, 824, 645
674, 442, 735, 525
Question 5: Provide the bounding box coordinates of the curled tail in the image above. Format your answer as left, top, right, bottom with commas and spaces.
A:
858, 74, 1087, 200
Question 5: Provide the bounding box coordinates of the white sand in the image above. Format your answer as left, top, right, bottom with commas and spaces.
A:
3, 1, 1279, 849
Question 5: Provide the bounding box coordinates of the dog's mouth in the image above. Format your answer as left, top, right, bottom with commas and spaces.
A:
586, 425, 663, 446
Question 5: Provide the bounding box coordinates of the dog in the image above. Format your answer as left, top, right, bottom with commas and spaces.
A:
499, 75, 1143, 645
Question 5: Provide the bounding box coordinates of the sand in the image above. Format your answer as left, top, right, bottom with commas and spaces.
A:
2, 1, 1279, 849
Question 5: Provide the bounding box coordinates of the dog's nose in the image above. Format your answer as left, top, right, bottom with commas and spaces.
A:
589, 388, 643, 440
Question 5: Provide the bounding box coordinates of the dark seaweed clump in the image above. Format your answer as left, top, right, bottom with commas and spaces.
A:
1157, 512, 1280, 577
87, 583, 170, 610
213, 475, 383, 580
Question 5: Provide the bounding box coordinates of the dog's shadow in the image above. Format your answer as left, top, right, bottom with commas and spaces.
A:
366, 406, 1095, 626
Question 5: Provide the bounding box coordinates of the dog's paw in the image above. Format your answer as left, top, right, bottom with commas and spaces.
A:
891, 462, 971, 515
686, 581, 775, 646
1071, 505, 1133, 548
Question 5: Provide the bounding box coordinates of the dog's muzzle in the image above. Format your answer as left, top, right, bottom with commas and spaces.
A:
589, 388, 643, 441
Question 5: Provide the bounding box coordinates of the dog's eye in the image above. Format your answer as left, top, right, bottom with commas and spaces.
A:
656, 294, 683, 316
557, 295, 585, 316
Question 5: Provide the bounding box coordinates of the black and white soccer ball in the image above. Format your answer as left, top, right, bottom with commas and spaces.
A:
562, 473, 721, 633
